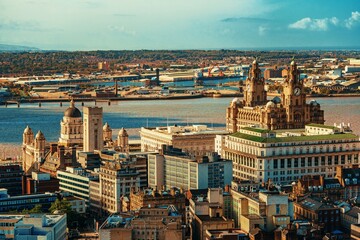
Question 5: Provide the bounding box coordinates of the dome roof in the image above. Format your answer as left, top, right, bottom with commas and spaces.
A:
24, 126, 33, 134
64, 100, 82, 118
232, 98, 241, 104
103, 122, 111, 131
118, 128, 128, 137
35, 130, 45, 140
272, 96, 281, 104
266, 101, 275, 109
310, 99, 319, 105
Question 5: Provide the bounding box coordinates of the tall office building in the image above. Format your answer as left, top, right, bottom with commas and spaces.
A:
83, 106, 103, 152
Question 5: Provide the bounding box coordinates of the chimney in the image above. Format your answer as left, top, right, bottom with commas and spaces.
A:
71, 147, 77, 164
156, 68, 160, 86
58, 145, 65, 169
50, 143, 57, 154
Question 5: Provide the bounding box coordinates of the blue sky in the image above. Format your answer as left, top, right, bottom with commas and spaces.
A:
0, 0, 359, 50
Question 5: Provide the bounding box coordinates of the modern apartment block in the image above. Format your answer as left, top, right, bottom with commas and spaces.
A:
222, 124, 360, 184
57, 166, 99, 203
148, 146, 232, 191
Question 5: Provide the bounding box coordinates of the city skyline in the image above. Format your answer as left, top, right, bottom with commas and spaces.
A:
0, 0, 359, 50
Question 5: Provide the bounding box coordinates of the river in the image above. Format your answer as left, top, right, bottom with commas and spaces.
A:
0, 96, 359, 157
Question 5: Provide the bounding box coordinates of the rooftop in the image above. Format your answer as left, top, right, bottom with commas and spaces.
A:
231, 131, 358, 143
241, 127, 272, 133
142, 125, 228, 136
307, 123, 338, 130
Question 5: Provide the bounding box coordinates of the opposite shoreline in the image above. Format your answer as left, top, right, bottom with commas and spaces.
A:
3, 93, 360, 105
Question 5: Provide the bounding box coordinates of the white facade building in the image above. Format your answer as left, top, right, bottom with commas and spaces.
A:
223, 124, 360, 184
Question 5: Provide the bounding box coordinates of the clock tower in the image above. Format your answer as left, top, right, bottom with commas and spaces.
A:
281, 60, 306, 128
244, 59, 267, 107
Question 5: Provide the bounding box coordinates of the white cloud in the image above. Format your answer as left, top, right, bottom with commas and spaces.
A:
289, 17, 339, 31
345, 11, 360, 29
258, 26, 268, 36
108, 25, 136, 36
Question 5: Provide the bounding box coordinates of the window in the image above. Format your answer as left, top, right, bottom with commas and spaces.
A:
274, 159, 278, 169
287, 159, 292, 168
276, 204, 280, 214
281, 159, 285, 168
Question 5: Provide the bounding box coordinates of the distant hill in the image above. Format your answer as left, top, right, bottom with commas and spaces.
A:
0, 44, 40, 52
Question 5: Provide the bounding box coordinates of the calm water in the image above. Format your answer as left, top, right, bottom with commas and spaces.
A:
0, 97, 359, 144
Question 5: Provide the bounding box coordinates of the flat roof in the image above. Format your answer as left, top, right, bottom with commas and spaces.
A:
241, 127, 272, 133
231, 132, 358, 143
306, 123, 338, 130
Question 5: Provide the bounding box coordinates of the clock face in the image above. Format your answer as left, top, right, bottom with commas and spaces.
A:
294, 87, 301, 96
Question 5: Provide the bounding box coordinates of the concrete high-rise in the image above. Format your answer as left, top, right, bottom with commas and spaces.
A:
83, 106, 103, 152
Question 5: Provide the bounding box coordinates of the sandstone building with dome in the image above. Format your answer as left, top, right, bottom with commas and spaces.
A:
226, 60, 325, 133
59, 99, 84, 147
22, 100, 131, 175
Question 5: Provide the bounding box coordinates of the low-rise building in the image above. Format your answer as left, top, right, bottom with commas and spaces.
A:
335, 165, 360, 199
351, 224, 360, 240
22, 171, 59, 195
205, 229, 249, 240
129, 187, 186, 213
0, 214, 67, 240
230, 190, 290, 233
140, 125, 228, 156
57, 167, 99, 204
0, 189, 58, 212
189, 188, 234, 240
0, 163, 23, 196
293, 197, 341, 232
99, 206, 184, 240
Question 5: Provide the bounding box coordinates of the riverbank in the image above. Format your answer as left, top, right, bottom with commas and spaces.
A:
2, 90, 244, 105
0, 143, 21, 160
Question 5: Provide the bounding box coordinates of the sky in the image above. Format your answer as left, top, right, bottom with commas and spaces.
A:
0, 0, 359, 50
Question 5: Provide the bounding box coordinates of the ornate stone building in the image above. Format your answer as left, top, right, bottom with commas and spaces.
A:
226, 60, 325, 132
117, 128, 129, 153
58, 100, 83, 147
22, 126, 46, 174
